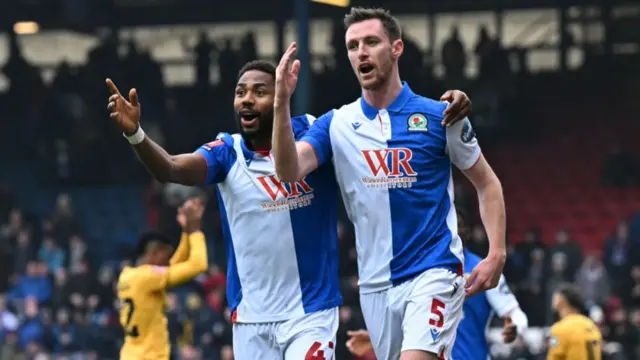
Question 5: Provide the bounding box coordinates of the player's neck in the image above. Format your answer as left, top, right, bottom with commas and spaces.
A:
249, 138, 271, 153
362, 75, 403, 110
559, 307, 578, 319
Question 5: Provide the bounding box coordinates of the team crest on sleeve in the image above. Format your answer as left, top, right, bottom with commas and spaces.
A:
407, 113, 429, 132
549, 336, 559, 348
203, 139, 224, 151
460, 119, 476, 143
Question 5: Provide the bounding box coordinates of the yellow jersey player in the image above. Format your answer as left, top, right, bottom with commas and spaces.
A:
547, 283, 602, 360
117, 198, 208, 360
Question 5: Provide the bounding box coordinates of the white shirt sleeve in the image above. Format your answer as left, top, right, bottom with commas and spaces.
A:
445, 118, 481, 170
486, 274, 520, 318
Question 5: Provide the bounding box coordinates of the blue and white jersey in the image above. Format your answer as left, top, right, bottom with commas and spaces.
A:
453, 250, 520, 360
195, 114, 342, 323
301, 83, 479, 293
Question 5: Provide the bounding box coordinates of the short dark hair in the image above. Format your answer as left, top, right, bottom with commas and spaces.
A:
556, 283, 587, 314
237, 60, 276, 81
135, 230, 175, 258
343, 7, 402, 41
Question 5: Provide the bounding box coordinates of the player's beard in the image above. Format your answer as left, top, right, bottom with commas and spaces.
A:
359, 50, 394, 91
235, 107, 274, 147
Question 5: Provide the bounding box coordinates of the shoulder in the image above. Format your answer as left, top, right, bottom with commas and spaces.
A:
197, 133, 238, 169
291, 114, 317, 139
551, 319, 571, 337
336, 100, 361, 116
201, 132, 235, 151
404, 95, 448, 121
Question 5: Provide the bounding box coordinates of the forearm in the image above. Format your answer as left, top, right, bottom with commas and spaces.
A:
166, 232, 208, 287
131, 137, 177, 183
477, 179, 506, 256
272, 102, 301, 182
169, 233, 189, 265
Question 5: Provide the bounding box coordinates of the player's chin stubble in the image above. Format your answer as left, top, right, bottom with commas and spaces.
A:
236, 111, 274, 143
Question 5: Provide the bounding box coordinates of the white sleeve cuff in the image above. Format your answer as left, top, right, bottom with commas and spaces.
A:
508, 307, 529, 335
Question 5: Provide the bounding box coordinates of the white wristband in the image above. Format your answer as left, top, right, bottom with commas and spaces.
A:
123, 126, 145, 145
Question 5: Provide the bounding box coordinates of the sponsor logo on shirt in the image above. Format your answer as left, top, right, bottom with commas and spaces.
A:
256, 175, 315, 212
361, 148, 417, 188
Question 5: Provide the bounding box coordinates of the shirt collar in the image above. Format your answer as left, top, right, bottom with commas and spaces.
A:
360, 81, 414, 120
240, 138, 270, 163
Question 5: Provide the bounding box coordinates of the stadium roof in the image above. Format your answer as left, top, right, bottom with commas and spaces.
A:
3, 0, 637, 30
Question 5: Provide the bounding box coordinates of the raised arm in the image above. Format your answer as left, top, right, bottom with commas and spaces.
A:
164, 198, 208, 287
273, 43, 330, 182
106, 79, 207, 185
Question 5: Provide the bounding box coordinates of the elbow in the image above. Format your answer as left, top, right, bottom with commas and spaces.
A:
194, 256, 208, 274
478, 175, 503, 198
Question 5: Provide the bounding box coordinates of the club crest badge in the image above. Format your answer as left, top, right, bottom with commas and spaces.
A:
408, 113, 428, 132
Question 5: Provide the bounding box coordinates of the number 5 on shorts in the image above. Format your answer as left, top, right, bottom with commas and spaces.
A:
429, 298, 445, 328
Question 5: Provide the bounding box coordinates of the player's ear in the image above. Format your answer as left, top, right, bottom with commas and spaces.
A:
391, 39, 403, 60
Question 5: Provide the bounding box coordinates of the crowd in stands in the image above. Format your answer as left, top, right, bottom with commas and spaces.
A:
0, 14, 639, 360
2, 182, 640, 359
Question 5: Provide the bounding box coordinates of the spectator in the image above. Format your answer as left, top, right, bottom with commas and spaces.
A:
441, 26, 466, 88
13, 230, 34, 277
17, 297, 45, 350
1, 208, 24, 243
549, 229, 582, 280
51, 308, 79, 355
0, 295, 19, 341
9, 262, 52, 305
576, 253, 610, 307
51, 194, 79, 246
66, 260, 93, 311
86, 312, 119, 358
67, 236, 87, 272
605, 221, 634, 296
626, 266, 640, 308
38, 237, 65, 274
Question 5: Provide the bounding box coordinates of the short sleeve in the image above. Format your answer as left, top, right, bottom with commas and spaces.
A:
300, 110, 334, 166
485, 274, 519, 317
136, 265, 168, 291
291, 114, 316, 140
547, 325, 568, 359
194, 134, 236, 184
445, 118, 481, 170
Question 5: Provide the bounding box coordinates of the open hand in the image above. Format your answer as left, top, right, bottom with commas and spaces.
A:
275, 42, 301, 104
465, 252, 506, 298
440, 90, 472, 126
106, 78, 141, 135
180, 198, 205, 233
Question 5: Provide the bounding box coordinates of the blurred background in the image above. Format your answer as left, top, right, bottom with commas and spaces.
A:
0, 0, 639, 359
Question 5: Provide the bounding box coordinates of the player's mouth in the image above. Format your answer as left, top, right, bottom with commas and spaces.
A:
358, 63, 375, 78
239, 110, 260, 128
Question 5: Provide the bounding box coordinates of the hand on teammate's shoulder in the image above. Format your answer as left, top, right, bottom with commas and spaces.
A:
440, 90, 472, 127
106, 78, 141, 135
